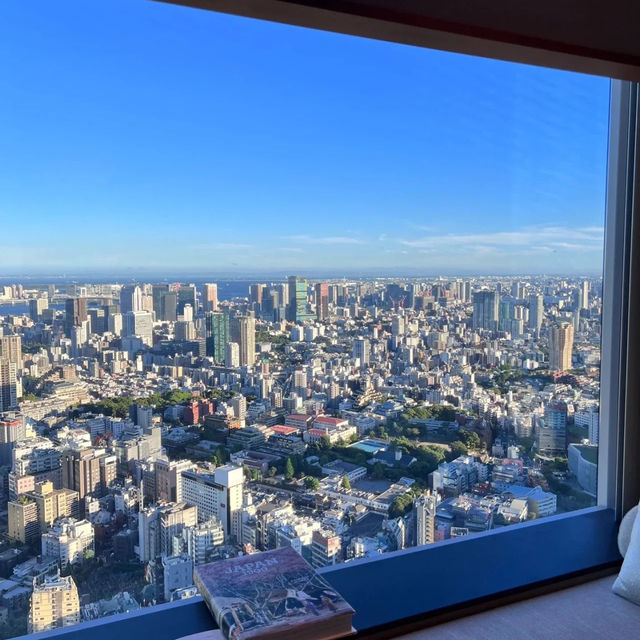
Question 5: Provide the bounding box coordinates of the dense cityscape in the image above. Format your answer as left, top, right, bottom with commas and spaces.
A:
0, 275, 600, 637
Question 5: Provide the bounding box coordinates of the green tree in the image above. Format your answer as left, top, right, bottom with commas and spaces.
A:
304, 476, 320, 490
341, 475, 351, 489
372, 462, 385, 479
388, 493, 414, 519
285, 458, 294, 480
268, 466, 277, 477
446, 441, 468, 461
459, 430, 481, 450
217, 446, 230, 463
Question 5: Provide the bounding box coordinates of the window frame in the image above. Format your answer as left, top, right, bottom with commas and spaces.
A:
15, 2, 640, 638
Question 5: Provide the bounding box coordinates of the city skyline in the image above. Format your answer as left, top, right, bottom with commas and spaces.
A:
0, 272, 601, 635
1, 0, 609, 275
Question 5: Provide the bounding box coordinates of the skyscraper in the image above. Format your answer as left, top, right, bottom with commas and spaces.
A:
0, 335, 21, 370
161, 291, 178, 322
177, 284, 197, 316
579, 280, 589, 310
315, 282, 329, 320
225, 342, 240, 368
287, 275, 311, 322
472, 290, 499, 331
123, 311, 154, 347
249, 284, 265, 309
202, 283, 218, 312
528, 294, 544, 336
230, 315, 255, 367
29, 297, 48, 322
537, 401, 568, 455
120, 285, 143, 315
261, 287, 278, 321
64, 298, 87, 337
391, 315, 405, 337
0, 359, 18, 412
205, 311, 229, 361
352, 338, 370, 367
152, 284, 169, 320
549, 322, 574, 371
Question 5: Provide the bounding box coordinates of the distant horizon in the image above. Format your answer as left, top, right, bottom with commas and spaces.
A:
0, 270, 604, 285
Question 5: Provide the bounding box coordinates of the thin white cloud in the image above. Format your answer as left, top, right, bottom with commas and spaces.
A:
396, 225, 603, 253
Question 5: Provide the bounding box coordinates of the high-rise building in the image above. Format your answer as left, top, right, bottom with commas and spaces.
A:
181, 471, 219, 524
293, 369, 307, 398
315, 283, 329, 320
0, 416, 26, 466
87, 308, 107, 335
28, 574, 80, 633
184, 517, 224, 565
579, 280, 589, 310
352, 338, 370, 367
0, 359, 18, 412
123, 310, 154, 347
249, 284, 265, 309
415, 491, 439, 546
205, 311, 229, 361
108, 312, 123, 336
213, 465, 244, 542
119, 285, 143, 315
225, 342, 240, 368
177, 284, 197, 316
472, 290, 499, 331
31, 481, 80, 528
528, 294, 544, 336
231, 394, 247, 420
230, 315, 255, 367
29, 297, 48, 322
155, 458, 195, 503
175, 320, 196, 341
391, 315, 405, 337
549, 322, 574, 371
62, 449, 112, 502
160, 503, 198, 557
537, 401, 568, 455
287, 275, 311, 322
8, 496, 39, 543
182, 304, 194, 322
160, 291, 178, 322
511, 281, 525, 299
152, 284, 169, 320
64, 298, 87, 337
202, 283, 218, 312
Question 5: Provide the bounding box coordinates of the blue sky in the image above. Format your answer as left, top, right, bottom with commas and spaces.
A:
0, 0, 609, 276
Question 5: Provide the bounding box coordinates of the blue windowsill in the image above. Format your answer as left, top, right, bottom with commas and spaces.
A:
23, 507, 620, 640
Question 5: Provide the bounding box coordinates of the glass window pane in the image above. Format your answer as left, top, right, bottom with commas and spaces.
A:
0, 0, 608, 636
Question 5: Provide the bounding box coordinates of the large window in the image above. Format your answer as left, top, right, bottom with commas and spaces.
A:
0, 0, 632, 638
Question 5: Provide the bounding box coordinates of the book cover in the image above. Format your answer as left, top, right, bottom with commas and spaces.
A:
193, 547, 355, 640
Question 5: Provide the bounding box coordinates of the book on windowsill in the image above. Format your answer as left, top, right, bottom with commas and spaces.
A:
189, 546, 355, 640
